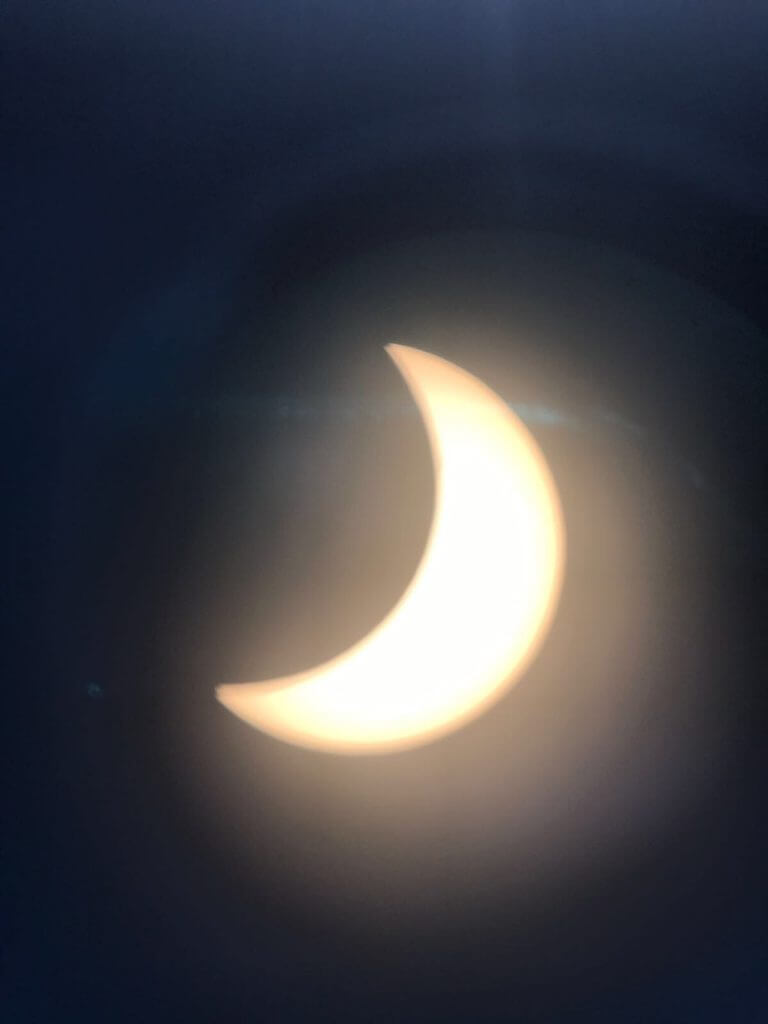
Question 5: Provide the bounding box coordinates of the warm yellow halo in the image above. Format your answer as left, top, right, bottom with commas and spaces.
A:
216, 344, 565, 754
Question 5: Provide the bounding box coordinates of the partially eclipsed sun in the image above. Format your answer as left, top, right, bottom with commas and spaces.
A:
216, 344, 565, 754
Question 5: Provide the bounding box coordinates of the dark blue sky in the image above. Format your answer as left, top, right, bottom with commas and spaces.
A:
4, 3, 768, 1021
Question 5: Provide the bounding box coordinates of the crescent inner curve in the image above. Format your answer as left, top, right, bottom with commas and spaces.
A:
216, 344, 564, 754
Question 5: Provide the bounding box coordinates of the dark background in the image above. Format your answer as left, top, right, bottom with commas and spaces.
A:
4, 3, 768, 1021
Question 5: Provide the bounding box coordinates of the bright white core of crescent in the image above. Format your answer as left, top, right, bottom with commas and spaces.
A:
216, 344, 565, 754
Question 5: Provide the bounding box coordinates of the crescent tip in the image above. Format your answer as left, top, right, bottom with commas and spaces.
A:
384, 342, 406, 362
215, 683, 234, 706
384, 343, 434, 386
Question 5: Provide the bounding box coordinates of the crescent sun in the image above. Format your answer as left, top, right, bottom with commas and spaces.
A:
216, 344, 565, 754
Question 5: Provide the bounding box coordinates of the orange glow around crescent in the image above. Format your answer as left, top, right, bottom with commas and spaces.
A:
216, 344, 565, 754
